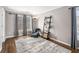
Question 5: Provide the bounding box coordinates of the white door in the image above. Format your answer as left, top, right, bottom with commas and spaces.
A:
0, 7, 5, 51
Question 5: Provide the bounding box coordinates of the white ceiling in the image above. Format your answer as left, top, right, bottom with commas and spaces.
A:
5, 6, 63, 15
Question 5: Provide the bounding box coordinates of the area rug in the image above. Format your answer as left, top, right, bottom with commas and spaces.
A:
15, 37, 71, 53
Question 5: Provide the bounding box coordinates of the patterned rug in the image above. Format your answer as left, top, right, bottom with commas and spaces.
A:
15, 37, 71, 53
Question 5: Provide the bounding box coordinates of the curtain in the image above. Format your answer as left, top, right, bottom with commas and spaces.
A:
71, 7, 77, 49
14, 14, 32, 36
14, 14, 18, 37
26, 16, 32, 35
23, 15, 27, 36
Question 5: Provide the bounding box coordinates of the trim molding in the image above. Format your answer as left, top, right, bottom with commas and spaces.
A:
5, 35, 15, 39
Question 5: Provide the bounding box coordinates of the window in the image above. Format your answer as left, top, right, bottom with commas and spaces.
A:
17, 15, 23, 36
26, 16, 32, 35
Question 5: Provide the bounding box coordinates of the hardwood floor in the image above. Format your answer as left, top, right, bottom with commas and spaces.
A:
1, 38, 16, 53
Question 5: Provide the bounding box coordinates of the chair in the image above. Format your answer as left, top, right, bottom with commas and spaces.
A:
31, 28, 41, 37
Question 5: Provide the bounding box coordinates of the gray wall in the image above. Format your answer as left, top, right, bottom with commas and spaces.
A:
37, 6, 72, 45
5, 12, 16, 38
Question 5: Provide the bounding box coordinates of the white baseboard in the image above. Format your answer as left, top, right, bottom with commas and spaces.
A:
50, 37, 70, 46
5, 35, 15, 38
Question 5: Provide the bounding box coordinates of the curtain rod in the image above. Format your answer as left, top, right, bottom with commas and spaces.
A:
5, 10, 33, 16
68, 6, 79, 9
